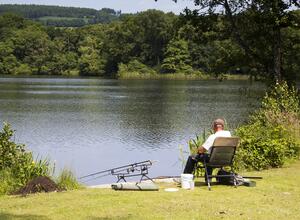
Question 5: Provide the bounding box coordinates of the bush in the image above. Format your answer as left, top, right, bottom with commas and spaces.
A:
187, 130, 211, 155
0, 169, 16, 195
117, 59, 157, 79
235, 81, 300, 170
56, 168, 82, 190
13, 63, 32, 75
0, 123, 50, 193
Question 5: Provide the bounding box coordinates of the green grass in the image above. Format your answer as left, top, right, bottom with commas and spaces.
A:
1, 161, 300, 219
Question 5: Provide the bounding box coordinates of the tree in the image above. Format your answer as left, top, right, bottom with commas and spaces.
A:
10, 25, 52, 74
0, 13, 27, 40
46, 39, 79, 75
78, 36, 106, 76
281, 10, 300, 82
102, 11, 176, 75
165, 0, 300, 82
132, 10, 177, 66
161, 38, 192, 73
177, 16, 245, 74
0, 41, 19, 74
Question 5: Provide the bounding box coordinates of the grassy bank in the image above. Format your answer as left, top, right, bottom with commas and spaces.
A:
118, 72, 250, 80
1, 160, 300, 220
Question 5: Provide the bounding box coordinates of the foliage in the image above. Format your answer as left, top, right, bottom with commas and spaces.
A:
0, 169, 16, 195
56, 168, 82, 190
0, 6, 299, 80
117, 59, 157, 78
78, 36, 106, 76
11, 25, 52, 75
187, 131, 208, 155
180, 0, 300, 82
39, 17, 87, 27
104, 10, 177, 74
0, 123, 50, 193
177, 16, 246, 75
235, 81, 300, 170
161, 38, 193, 73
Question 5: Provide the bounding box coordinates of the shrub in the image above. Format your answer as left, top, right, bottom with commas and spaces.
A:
14, 63, 32, 75
117, 59, 157, 78
235, 81, 300, 170
0, 123, 50, 193
188, 131, 209, 155
0, 169, 16, 195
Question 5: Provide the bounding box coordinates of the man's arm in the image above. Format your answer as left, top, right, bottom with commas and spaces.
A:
198, 146, 207, 154
199, 133, 216, 154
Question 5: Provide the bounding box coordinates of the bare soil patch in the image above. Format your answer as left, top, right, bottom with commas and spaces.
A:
13, 176, 62, 196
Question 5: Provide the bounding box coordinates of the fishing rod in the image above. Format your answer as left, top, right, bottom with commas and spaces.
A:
241, 176, 263, 179
79, 160, 155, 183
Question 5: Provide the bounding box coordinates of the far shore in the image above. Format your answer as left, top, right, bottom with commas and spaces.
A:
0, 73, 253, 81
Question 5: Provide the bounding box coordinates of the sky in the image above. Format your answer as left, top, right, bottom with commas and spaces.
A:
0, 0, 198, 14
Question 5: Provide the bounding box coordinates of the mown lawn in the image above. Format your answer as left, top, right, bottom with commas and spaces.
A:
1, 161, 300, 220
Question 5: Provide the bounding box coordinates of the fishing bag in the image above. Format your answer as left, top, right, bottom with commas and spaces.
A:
216, 169, 244, 186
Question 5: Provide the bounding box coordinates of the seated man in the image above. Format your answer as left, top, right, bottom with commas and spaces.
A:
183, 118, 231, 182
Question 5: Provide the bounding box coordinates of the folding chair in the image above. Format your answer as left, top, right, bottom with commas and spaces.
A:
201, 137, 240, 190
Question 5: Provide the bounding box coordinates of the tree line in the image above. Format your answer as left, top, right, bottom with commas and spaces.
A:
0, 6, 299, 81
167, 0, 300, 82
0, 4, 121, 27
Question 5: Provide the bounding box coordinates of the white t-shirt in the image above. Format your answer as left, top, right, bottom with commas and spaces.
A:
202, 130, 231, 153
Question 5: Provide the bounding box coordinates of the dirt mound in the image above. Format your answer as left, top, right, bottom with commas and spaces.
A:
13, 176, 62, 196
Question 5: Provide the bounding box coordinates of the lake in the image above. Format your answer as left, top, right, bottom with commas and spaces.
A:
0, 77, 265, 184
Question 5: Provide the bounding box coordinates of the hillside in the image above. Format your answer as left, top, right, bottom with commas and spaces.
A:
0, 4, 121, 27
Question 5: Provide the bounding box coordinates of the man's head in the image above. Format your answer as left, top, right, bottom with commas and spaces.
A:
213, 118, 225, 132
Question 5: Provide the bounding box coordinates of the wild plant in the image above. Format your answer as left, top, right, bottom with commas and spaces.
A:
56, 168, 82, 190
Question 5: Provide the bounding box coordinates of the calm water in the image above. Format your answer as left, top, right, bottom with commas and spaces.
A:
0, 77, 265, 184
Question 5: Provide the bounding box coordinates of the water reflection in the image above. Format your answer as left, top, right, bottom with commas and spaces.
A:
0, 77, 265, 184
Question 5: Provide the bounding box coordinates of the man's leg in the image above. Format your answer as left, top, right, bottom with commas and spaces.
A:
183, 155, 198, 174
183, 154, 213, 177
206, 166, 213, 176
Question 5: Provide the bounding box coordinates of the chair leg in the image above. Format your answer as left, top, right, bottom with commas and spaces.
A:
204, 163, 211, 191
192, 162, 198, 177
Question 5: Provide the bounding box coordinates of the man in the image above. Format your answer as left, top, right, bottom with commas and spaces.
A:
183, 118, 231, 181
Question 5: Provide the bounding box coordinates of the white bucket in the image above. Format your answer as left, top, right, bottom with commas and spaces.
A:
181, 174, 194, 189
